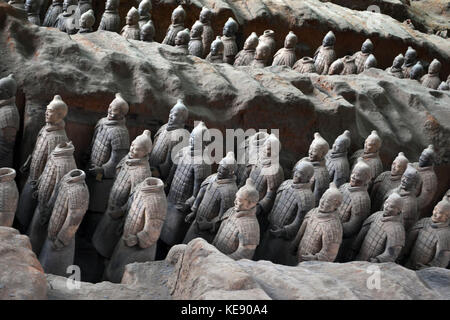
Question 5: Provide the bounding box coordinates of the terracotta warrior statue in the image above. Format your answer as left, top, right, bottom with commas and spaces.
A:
233, 32, 258, 67
137, 0, 152, 29
415, 144, 438, 218
258, 30, 276, 64
105, 177, 167, 283
404, 200, 450, 270
149, 99, 189, 180
402, 46, 418, 78
392, 164, 420, 232
438, 81, 449, 91
314, 31, 336, 75
73, 0, 92, 26
43, 0, 63, 27
249, 134, 285, 232
28, 141, 77, 256
55, 0, 77, 34
351, 130, 383, 190
250, 42, 271, 68
353, 39, 374, 74
98, 0, 120, 33
0, 168, 18, 227
16, 95, 68, 233
410, 62, 424, 81
290, 182, 343, 263
256, 161, 315, 265
188, 21, 204, 58
140, 20, 155, 42
175, 28, 190, 55
325, 130, 351, 188
386, 54, 405, 78
25, 0, 41, 25
38, 169, 89, 277
221, 17, 238, 65
78, 9, 95, 33
371, 152, 408, 213
92, 130, 152, 259
272, 31, 297, 68
350, 192, 405, 262
121, 7, 140, 40
8, 0, 25, 10
212, 178, 260, 260
160, 122, 212, 248
235, 131, 269, 188
0, 74, 20, 168
420, 59, 441, 90
183, 152, 238, 244
329, 55, 357, 75
85, 93, 129, 214
205, 36, 224, 63
293, 57, 317, 74
295, 132, 330, 207
198, 7, 214, 58
162, 5, 185, 46
364, 54, 377, 70
336, 158, 372, 261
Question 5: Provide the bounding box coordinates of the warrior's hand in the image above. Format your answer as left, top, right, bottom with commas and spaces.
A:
88, 165, 104, 176
185, 212, 196, 224
124, 234, 138, 247
52, 238, 65, 251
269, 227, 285, 238
301, 254, 317, 261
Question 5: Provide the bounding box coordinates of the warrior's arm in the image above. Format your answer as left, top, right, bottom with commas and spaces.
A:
402, 224, 421, 257
350, 220, 371, 256
342, 209, 365, 238
283, 204, 303, 240
374, 245, 403, 263
102, 148, 128, 179
290, 218, 308, 254
137, 208, 164, 249
314, 236, 341, 262
428, 245, 450, 268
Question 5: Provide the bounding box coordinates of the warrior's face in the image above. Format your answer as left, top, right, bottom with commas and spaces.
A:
418, 150, 433, 167
383, 197, 401, 217
199, 11, 210, 24
217, 164, 232, 180
364, 137, 379, 154
129, 139, 147, 159
332, 138, 345, 154
105, 0, 115, 10
391, 158, 407, 176
400, 173, 415, 191
107, 103, 123, 121
350, 169, 365, 187
234, 190, 255, 211
431, 204, 449, 224
308, 144, 322, 162
168, 108, 184, 127
319, 193, 338, 213
223, 24, 234, 37
293, 169, 307, 184
45, 105, 62, 124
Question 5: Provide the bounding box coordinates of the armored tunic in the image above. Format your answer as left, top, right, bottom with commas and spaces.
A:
385, 66, 404, 78
121, 25, 140, 40
43, 2, 63, 27
313, 45, 336, 75
56, 13, 76, 34
149, 123, 186, 180
325, 151, 350, 188
352, 51, 370, 74
99, 9, 121, 33
296, 158, 330, 207
406, 218, 450, 269
0, 97, 20, 168
352, 150, 383, 188
138, 16, 151, 30
162, 23, 184, 46
415, 165, 438, 217
338, 184, 371, 238
29, 121, 68, 182
420, 73, 441, 90
0, 169, 18, 227
402, 62, 416, 79
221, 35, 238, 65
341, 56, 357, 75
370, 171, 401, 213
295, 208, 343, 262
272, 48, 296, 68
212, 206, 259, 260
200, 21, 214, 57
355, 211, 405, 262
92, 155, 151, 258
395, 187, 418, 232
233, 49, 255, 67
183, 174, 238, 244
39, 170, 89, 276
89, 117, 130, 178
189, 37, 204, 58
293, 57, 316, 74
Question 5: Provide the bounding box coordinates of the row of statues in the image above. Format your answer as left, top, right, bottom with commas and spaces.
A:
0, 71, 448, 283
10, 1, 449, 90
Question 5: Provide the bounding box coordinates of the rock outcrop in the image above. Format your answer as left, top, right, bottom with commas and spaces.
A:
0, 227, 47, 300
